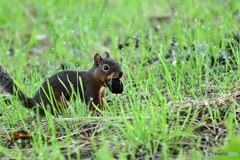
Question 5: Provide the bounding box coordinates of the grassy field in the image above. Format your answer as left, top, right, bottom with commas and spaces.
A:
0, 0, 240, 159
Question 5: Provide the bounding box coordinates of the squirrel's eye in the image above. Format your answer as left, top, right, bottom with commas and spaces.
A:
103, 64, 110, 71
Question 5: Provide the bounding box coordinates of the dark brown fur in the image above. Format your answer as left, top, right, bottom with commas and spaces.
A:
0, 52, 123, 116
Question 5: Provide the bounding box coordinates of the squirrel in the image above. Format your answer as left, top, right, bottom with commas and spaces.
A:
0, 52, 123, 116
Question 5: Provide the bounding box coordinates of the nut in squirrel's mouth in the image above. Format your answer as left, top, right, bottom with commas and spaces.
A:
105, 78, 123, 94
104, 77, 118, 87
104, 71, 123, 94
104, 74, 121, 87
103, 76, 120, 88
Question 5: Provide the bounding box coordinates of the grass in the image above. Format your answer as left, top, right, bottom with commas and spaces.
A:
0, 0, 240, 159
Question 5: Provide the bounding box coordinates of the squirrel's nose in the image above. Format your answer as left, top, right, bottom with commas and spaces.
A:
118, 71, 123, 78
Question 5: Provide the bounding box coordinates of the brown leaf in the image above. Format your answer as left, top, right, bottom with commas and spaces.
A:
9, 130, 30, 140
9, 130, 50, 142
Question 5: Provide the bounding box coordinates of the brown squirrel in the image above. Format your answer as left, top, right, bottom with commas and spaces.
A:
0, 52, 123, 116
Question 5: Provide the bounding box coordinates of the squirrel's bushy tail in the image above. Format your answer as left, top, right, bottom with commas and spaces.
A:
0, 66, 36, 109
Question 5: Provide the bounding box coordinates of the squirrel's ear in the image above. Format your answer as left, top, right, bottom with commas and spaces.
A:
104, 52, 110, 58
94, 53, 102, 66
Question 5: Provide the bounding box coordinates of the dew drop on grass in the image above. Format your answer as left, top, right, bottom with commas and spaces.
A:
52, 48, 54, 50
172, 60, 177, 65
228, 56, 231, 59
185, 25, 187, 27
36, 34, 47, 40
71, 30, 74, 33
202, 25, 205, 28
135, 137, 138, 140
17, 139, 22, 143
195, 18, 197, 22
122, 52, 124, 55
72, 140, 75, 143
63, 41, 66, 44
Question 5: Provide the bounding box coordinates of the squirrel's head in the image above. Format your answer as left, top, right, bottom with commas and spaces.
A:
92, 52, 123, 86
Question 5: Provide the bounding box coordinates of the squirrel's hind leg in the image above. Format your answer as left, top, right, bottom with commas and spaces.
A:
54, 92, 69, 114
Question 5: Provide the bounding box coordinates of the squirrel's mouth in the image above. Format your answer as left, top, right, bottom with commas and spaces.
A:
106, 71, 123, 80
106, 75, 118, 80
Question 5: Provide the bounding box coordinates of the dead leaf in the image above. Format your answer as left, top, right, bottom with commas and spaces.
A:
9, 130, 50, 142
